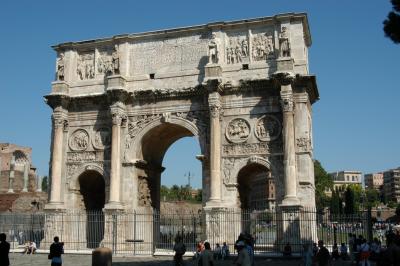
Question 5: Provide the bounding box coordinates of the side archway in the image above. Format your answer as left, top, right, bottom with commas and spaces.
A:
235, 156, 275, 210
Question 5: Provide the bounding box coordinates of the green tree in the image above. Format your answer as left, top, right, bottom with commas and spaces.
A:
330, 189, 342, 215
314, 160, 333, 211
344, 187, 355, 214
195, 189, 202, 202
384, 0, 400, 43
41, 176, 48, 192
365, 188, 380, 208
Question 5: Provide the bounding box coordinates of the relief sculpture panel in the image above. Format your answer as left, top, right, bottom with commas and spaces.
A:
252, 32, 275, 61
226, 34, 249, 64
225, 118, 250, 143
76, 52, 95, 80
69, 129, 90, 151
92, 128, 111, 150
254, 115, 281, 142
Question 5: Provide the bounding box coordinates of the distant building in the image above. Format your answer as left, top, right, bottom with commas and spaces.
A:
383, 168, 400, 203
364, 173, 384, 190
0, 143, 47, 212
327, 170, 362, 194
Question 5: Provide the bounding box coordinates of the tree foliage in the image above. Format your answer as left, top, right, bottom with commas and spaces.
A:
314, 160, 333, 211
160, 184, 202, 202
365, 188, 380, 208
41, 176, 48, 192
384, 0, 400, 43
344, 186, 355, 214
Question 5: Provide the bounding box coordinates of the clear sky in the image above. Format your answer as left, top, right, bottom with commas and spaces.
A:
0, 1, 399, 189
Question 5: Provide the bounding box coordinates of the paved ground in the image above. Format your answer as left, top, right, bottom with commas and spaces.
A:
8, 253, 354, 266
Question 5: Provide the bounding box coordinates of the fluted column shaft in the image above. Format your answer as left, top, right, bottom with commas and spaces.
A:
280, 82, 300, 205
208, 92, 222, 203
106, 106, 126, 209
49, 115, 66, 204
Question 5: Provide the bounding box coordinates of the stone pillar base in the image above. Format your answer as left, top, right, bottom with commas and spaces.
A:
103, 202, 124, 211
276, 205, 302, 252
204, 64, 222, 80
281, 196, 300, 206
44, 202, 65, 210
203, 207, 241, 247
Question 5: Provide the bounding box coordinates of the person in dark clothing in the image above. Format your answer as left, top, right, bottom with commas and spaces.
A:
315, 240, 330, 266
49, 236, 64, 266
173, 236, 186, 266
0, 233, 10, 266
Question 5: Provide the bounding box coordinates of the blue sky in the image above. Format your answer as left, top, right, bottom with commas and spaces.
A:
0, 1, 399, 189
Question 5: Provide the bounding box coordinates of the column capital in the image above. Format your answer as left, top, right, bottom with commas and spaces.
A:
293, 93, 309, 104
52, 111, 68, 130
272, 71, 295, 86
110, 102, 127, 126
208, 92, 223, 119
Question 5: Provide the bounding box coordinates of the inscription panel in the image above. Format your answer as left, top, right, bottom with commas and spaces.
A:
130, 34, 208, 75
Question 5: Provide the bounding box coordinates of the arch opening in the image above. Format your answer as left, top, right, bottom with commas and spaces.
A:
237, 163, 275, 211
78, 170, 105, 248
138, 122, 201, 210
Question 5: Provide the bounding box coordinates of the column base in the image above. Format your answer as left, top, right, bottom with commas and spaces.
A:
7, 189, 14, 193
44, 202, 65, 211
205, 199, 222, 208
103, 201, 124, 211
280, 196, 300, 207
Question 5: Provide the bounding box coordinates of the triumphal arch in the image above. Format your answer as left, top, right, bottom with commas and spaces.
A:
44, 13, 318, 252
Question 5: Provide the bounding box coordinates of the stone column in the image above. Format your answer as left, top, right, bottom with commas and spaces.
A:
36, 176, 42, 192
105, 105, 126, 210
48, 112, 67, 207
207, 92, 222, 205
22, 163, 29, 192
279, 75, 300, 206
8, 155, 15, 193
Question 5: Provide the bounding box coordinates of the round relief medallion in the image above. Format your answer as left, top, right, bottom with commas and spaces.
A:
254, 115, 281, 141
225, 118, 251, 143
92, 128, 111, 150
69, 129, 90, 151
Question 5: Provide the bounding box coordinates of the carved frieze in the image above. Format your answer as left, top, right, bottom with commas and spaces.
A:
92, 128, 111, 150
66, 164, 79, 179
77, 52, 95, 80
225, 118, 250, 143
296, 137, 311, 153
222, 140, 283, 156
254, 115, 281, 142
138, 176, 152, 207
67, 151, 97, 162
97, 45, 119, 76
222, 158, 235, 185
226, 35, 249, 64
252, 32, 275, 61
69, 129, 90, 151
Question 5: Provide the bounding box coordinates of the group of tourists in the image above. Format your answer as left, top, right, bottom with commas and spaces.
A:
0, 233, 64, 266
300, 231, 400, 266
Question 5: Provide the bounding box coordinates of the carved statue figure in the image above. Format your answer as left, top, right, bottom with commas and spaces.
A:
279, 27, 291, 57
138, 176, 152, 207
241, 39, 248, 57
226, 118, 250, 143
223, 158, 235, 184
56, 53, 65, 81
77, 54, 95, 80
208, 33, 219, 64
112, 45, 120, 74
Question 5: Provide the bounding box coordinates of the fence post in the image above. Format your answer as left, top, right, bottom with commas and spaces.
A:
112, 213, 117, 254
367, 207, 373, 242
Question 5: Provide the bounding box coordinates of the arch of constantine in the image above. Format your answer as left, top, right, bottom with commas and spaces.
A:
44, 13, 319, 252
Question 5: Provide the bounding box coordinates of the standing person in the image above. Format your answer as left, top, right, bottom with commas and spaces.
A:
49, 236, 64, 266
221, 242, 229, 260
173, 236, 186, 266
359, 239, 371, 266
235, 241, 251, 266
302, 243, 313, 266
315, 240, 330, 266
214, 243, 222, 260
199, 242, 214, 266
0, 233, 10, 266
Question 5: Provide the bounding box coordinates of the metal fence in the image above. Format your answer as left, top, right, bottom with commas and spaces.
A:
0, 208, 376, 256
